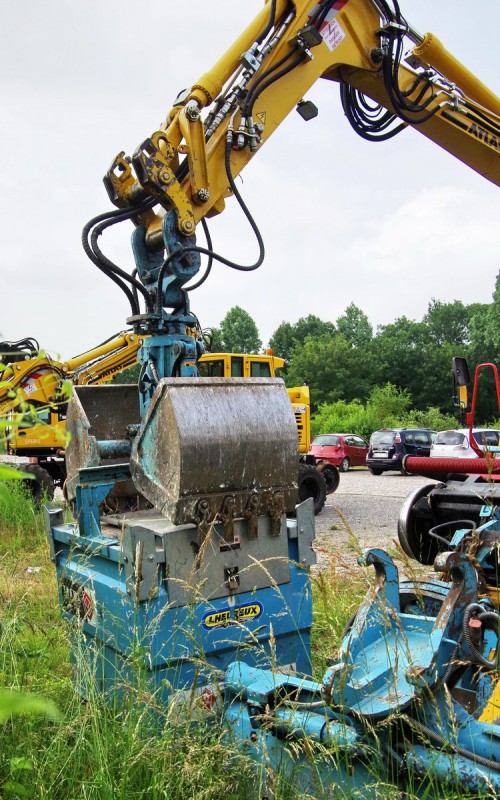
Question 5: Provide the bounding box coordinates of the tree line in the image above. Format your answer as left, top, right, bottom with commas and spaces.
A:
208, 271, 500, 429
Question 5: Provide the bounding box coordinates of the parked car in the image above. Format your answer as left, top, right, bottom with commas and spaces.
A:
366, 428, 436, 475
430, 428, 500, 459
308, 433, 369, 472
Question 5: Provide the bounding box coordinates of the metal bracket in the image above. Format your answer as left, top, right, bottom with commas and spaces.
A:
43, 503, 65, 561
243, 492, 261, 540
270, 490, 285, 536
132, 131, 195, 235
219, 495, 237, 543
194, 498, 215, 540
122, 527, 166, 603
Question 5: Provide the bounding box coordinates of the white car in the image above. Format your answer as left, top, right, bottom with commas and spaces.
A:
430, 428, 500, 459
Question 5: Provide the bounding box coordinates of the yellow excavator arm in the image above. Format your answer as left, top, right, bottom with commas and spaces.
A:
103, 0, 499, 250
0, 332, 143, 452
0, 332, 142, 414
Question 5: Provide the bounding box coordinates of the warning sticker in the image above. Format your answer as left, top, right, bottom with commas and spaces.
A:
21, 378, 37, 396
320, 18, 346, 51
61, 578, 98, 627
202, 601, 263, 630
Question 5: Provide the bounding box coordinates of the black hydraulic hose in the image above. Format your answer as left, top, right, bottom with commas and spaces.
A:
90, 224, 144, 314
155, 137, 265, 313
459, 105, 500, 139
243, 45, 301, 118
463, 100, 500, 134
311, 0, 339, 30
426, 518, 476, 550
340, 84, 406, 141
255, 0, 277, 45
185, 219, 214, 292
0, 338, 40, 360
401, 714, 500, 771
84, 206, 154, 312
131, 268, 140, 312
462, 603, 499, 670
382, 31, 442, 125
391, 39, 435, 115
82, 208, 144, 314
374, 0, 398, 22
244, 50, 306, 119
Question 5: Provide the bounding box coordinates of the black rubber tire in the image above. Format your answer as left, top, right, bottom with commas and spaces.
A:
397, 483, 442, 565
297, 463, 327, 515
317, 463, 340, 495
368, 466, 383, 476
339, 457, 350, 473
17, 464, 55, 505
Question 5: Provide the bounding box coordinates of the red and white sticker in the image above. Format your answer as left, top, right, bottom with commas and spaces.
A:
21, 378, 37, 396
81, 587, 98, 627
320, 18, 346, 51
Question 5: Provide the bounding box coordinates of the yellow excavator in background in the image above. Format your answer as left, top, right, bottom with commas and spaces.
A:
0, 332, 142, 500
198, 350, 339, 513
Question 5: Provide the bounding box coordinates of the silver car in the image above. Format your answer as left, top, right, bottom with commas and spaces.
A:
430, 428, 500, 459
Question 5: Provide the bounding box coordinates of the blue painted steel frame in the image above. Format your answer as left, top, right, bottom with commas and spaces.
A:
47, 515, 313, 708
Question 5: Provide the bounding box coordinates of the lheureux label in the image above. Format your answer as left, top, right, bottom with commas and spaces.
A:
202, 601, 263, 630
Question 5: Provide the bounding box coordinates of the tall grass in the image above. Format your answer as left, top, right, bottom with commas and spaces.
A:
0, 488, 493, 799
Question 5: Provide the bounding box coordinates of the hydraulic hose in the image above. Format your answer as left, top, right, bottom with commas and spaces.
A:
401, 714, 500, 771
404, 455, 500, 480
155, 137, 265, 312
462, 603, 499, 670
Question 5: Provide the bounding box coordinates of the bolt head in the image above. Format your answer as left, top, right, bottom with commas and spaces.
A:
181, 219, 195, 234
196, 188, 210, 202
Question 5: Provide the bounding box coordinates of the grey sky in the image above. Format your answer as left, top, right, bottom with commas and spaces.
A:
1, 1, 499, 360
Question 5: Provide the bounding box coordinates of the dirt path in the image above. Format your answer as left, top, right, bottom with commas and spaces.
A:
312, 469, 439, 576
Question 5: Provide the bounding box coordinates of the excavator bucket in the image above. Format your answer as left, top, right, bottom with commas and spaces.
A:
64, 384, 140, 501
130, 377, 298, 524
65, 378, 298, 523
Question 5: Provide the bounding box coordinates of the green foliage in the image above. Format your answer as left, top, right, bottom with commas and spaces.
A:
112, 363, 141, 384
0, 690, 59, 723
217, 306, 262, 353
269, 315, 335, 363
207, 326, 224, 352
311, 384, 459, 440
366, 382, 411, 426
311, 398, 368, 439
405, 406, 458, 431
286, 333, 373, 411
336, 303, 372, 347
266, 273, 500, 424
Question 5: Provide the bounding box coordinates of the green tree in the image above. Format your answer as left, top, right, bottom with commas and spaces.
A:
218, 306, 262, 353
112, 364, 140, 384
268, 321, 297, 362
336, 303, 373, 347
365, 382, 412, 427
269, 315, 335, 363
469, 273, 500, 363
423, 299, 471, 347
286, 333, 372, 411
207, 327, 224, 352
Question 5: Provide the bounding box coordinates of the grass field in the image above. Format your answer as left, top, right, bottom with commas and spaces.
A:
0, 481, 493, 799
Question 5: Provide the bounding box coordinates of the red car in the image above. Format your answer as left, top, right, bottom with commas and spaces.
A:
309, 433, 369, 472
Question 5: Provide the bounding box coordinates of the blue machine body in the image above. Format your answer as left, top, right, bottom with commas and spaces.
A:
45, 489, 315, 708
222, 542, 500, 797
45, 205, 500, 794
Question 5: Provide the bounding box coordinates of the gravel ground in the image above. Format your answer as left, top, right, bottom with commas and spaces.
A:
313, 468, 439, 576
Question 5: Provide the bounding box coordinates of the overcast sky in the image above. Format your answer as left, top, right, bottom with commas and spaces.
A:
1, 1, 499, 359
